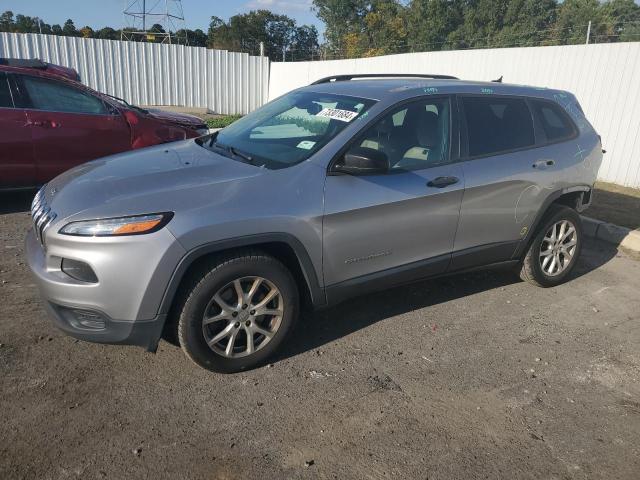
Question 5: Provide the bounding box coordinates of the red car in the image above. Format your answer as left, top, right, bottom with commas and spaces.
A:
0, 59, 208, 189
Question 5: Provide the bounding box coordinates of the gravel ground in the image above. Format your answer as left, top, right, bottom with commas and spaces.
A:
1, 190, 639, 480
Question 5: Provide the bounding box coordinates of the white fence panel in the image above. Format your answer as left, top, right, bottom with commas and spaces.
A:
0, 32, 269, 115
270, 43, 640, 188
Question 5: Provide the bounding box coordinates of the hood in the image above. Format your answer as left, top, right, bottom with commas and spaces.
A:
45, 139, 264, 222
144, 108, 205, 128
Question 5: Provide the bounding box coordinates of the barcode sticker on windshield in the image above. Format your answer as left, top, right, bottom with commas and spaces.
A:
316, 108, 359, 122
297, 140, 316, 150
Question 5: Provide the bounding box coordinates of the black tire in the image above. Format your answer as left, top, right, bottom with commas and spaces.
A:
520, 205, 583, 287
177, 251, 299, 373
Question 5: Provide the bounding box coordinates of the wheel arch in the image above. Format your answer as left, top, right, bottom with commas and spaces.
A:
512, 185, 591, 260
157, 234, 326, 319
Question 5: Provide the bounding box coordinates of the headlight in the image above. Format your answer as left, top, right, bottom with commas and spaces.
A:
59, 213, 173, 237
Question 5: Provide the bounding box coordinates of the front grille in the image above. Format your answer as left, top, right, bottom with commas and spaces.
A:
31, 187, 57, 246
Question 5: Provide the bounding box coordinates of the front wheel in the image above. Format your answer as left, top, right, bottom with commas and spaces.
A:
520, 205, 582, 287
177, 252, 299, 373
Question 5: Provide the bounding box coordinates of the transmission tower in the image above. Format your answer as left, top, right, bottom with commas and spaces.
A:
121, 0, 188, 45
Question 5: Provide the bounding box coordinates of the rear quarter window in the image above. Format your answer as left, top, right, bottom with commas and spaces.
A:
531, 99, 577, 143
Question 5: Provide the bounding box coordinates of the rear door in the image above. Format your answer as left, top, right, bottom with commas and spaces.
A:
452, 95, 557, 270
0, 71, 35, 187
15, 74, 131, 183
323, 96, 464, 293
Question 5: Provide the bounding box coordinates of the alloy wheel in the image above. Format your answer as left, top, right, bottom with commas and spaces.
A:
539, 219, 578, 276
202, 276, 283, 358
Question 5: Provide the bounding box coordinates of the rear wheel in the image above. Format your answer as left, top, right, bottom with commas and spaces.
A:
177, 252, 299, 373
520, 205, 582, 287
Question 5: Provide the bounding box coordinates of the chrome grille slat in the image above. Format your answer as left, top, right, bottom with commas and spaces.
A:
30, 186, 57, 247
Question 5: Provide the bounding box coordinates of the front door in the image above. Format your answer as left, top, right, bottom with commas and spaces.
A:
323, 96, 464, 296
16, 74, 131, 183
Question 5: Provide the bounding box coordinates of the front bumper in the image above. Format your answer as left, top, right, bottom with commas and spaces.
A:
43, 301, 166, 352
25, 227, 185, 351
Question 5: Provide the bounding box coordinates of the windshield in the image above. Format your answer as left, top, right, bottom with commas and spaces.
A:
197, 91, 375, 169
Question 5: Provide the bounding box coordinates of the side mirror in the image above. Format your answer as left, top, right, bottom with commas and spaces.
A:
333, 147, 389, 175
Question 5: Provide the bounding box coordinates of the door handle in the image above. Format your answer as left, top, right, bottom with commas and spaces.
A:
427, 176, 459, 188
532, 159, 555, 169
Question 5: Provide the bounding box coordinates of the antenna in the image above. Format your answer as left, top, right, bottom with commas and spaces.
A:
121, 0, 188, 45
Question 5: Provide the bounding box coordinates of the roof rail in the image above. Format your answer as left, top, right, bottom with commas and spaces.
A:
0, 58, 47, 69
310, 73, 459, 85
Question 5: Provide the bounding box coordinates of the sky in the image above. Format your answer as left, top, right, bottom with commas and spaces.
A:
0, 0, 324, 33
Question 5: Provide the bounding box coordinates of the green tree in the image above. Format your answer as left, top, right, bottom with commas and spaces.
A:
291, 25, 320, 60
601, 0, 640, 42
313, 0, 407, 58
0, 10, 15, 32
551, 0, 606, 44
494, 0, 557, 47
207, 10, 316, 60
312, 0, 367, 54
96, 27, 119, 40
62, 18, 79, 36
406, 0, 465, 51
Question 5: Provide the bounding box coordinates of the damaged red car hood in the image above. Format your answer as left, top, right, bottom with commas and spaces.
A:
144, 108, 205, 128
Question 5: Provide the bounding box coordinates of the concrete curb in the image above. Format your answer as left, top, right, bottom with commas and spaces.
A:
581, 216, 640, 252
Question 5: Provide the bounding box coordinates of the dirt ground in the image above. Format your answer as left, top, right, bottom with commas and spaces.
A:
589, 182, 640, 231
1, 190, 640, 480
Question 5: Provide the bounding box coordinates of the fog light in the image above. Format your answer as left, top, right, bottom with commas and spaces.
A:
61, 258, 98, 283
73, 310, 106, 330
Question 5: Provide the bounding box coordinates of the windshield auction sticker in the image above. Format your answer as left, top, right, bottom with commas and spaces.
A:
316, 108, 359, 122
296, 140, 316, 150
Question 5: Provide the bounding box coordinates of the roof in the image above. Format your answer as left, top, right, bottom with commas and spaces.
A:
298, 77, 568, 102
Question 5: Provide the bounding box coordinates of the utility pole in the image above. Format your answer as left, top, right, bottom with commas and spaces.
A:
142, 0, 146, 32
586, 20, 592, 44
259, 42, 265, 57
282, 46, 286, 62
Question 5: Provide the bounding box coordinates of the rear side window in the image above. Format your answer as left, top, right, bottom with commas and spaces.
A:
531, 100, 577, 143
0, 73, 13, 108
20, 75, 107, 114
462, 96, 535, 157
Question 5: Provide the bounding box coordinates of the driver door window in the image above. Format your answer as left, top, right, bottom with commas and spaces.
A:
356, 97, 451, 172
20, 76, 108, 114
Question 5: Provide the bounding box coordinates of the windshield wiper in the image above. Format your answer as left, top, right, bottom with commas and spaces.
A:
103, 93, 149, 114
229, 146, 254, 163
199, 131, 257, 164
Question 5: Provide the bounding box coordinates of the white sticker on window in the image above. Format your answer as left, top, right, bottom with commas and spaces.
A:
316, 108, 359, 122
296, 140, 316, 150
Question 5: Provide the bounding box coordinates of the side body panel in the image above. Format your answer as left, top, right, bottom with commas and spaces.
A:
323, 164, 464, 286
26, 109, 131, 183
0, 107, 34, 187
453, 147, 559, 264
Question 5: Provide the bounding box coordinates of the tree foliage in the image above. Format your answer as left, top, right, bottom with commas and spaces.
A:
1, 1, 639, 61
313, 0, 640, 57
207, 10, 318, 60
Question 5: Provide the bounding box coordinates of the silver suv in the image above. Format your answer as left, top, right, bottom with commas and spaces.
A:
26, 74, 603, 372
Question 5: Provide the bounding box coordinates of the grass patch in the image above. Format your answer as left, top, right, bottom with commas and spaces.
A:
206, 115, 242, 129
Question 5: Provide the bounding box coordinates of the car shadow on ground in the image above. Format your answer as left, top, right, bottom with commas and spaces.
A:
0, 190, 36, 215
276, 238, 619, 363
